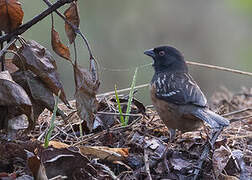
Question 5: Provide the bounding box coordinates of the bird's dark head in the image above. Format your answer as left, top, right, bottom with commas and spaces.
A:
144, 45, 188, 73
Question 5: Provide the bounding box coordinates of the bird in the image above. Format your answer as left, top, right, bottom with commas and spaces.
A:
144, 45, 229, 138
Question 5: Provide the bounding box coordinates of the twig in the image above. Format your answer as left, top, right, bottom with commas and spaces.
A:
97, 83, 149, 97
42, 0, 93, 58
228, 134, 252, 140
0, 38, 17, 59
97, 111, 143, 117
72, 116, 141, 146
187, 61, 252, 77
0, 0, 74, 44
229, 115, 252, 123
222, 107, 252, 117
193, 127, 224, 180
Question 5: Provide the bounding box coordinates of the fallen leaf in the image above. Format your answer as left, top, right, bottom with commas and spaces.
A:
64, 1, 80, 44
79, 146, 129, 161
40, 147, 99, 179
0, 0, 23, 33
26, 150, 48, 180
219, 174, 239, 180
73, 62, 100, 131
13, 40, 71, 108
212, 145, 231, 178
47, 141, 69, 149
0, 71, 34, 131
51, 27, 71, 61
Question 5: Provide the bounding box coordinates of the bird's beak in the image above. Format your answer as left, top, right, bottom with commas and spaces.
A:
144, 49, 155, 58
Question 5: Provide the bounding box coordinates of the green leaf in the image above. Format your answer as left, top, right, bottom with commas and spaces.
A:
114, 84, 125, 125
124, 67, 138, 125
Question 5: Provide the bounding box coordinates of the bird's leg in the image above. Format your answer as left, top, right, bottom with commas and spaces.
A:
192, 127, 224, 180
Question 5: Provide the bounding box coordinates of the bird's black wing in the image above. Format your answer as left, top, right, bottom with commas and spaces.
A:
152, 72, 207, 107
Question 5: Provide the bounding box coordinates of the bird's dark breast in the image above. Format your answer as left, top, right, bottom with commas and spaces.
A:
150, 83, 203, 132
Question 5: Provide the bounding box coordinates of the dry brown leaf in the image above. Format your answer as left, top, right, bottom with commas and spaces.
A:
212, 145, 231, 178
51, 27, 71, 61
0, 0, 23, 33
79, 146, 129, 161
0, 71, 34, 130
13, 40, 71, 108
219, 174, 239, 180
64, 1, 80, 44
40, 147, 99, 179
74, 62, 100, 131
47, 141, 69, 149
26, 150, 48, 180
0, 58, 19, 73
12, 70, 66, 120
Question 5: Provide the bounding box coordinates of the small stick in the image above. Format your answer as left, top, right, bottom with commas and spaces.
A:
222, 107, 252, 117
97, 111, 143, 117
0, 38, 17, 58
229, 115, 252, 123
187, 61, 252, 77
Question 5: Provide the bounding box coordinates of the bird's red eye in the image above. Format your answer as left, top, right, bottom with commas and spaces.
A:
159, 51, 165, 56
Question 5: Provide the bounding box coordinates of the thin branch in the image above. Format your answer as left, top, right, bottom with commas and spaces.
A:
229, 115, 252, 123
72, 116, 141, 147
0, 38, 17, 71
0, 38, 17, 58
97, 83, 149, 97
42, 0, 93, 58
187, 61, 252, 77
0, 0, 74, 44
222, 107, 252, 117
97, 111, 143, 117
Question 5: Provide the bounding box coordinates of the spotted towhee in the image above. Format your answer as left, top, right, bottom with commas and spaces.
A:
144, 46, 229, 135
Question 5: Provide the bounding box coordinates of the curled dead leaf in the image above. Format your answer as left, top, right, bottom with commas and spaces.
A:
12, 70, 66, 120
0, 0, 24, 33
74, 63, 100, 131
212, 145, 231, 178
0, 71, 34, 131
13, 40, 71, 108
51, 27, 71, 61
64, 1, 80, 44
26, 150, 48, 180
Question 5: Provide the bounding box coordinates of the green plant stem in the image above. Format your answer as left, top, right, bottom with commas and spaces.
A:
44, 90, 61, 148
114, 84, 125, 125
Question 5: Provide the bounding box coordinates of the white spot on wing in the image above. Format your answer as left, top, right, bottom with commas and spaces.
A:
157, 77, 161, 87
161, 90, 180, 97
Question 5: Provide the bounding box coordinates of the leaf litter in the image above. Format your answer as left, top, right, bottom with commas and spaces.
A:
0, 87, 251, 179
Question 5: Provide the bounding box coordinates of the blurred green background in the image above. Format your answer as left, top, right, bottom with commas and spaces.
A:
20, 0, 252, 105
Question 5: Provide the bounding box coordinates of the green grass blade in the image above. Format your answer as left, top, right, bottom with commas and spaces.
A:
125, 67, 138, 125
114, 84, 125, 125
44, 90, 61, 148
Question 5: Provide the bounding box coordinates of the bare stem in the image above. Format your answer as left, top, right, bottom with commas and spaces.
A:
187, 61, 252, 77
42, 0, 94, 58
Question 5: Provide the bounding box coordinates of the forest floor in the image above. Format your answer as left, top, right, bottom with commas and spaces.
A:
0, 87, 251, 180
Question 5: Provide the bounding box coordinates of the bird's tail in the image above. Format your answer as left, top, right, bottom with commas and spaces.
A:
193, 108, 230, 129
